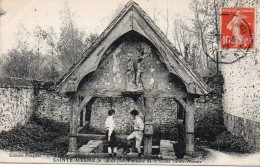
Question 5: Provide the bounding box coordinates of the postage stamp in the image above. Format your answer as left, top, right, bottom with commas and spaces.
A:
221, 8, 255, 51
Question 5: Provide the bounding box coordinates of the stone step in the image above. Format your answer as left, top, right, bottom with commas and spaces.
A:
78, 140, 103, 153
160, 140, 175, 156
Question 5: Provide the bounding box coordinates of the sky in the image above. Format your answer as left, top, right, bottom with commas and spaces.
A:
0, 0, 192, 54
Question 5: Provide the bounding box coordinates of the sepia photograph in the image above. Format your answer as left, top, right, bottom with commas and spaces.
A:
0, 0, 259, 165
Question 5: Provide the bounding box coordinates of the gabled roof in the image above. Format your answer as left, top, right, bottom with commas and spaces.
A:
56, 1, 211, 95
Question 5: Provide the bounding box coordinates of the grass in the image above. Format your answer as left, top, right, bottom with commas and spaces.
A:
0, 118, 70, 157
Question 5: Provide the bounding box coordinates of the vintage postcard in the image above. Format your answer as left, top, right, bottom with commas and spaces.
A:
0, 0, 259, 166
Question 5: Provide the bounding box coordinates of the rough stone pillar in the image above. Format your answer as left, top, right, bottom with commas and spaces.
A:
185, 94, 195, 155
68, 94, 79, 155
144, 97, 154, 157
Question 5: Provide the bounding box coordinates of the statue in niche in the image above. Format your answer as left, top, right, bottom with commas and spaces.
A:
126, 46, 144, 91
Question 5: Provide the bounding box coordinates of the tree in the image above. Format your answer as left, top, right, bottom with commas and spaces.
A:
35, 6, 98, 76
0, 25, 45, 80
1, 5, 98, 81
1, 49, 44, 79
172, 19, 194, 58
176, 0, 229, 77
160, 2, 171, 38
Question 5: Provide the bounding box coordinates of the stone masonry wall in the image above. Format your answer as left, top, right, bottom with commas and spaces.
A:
224, 112, 260, 147
221, 54, 260, 122
194, 75, 224, 124
221, 53, 260, 148
89, 97, 177, 135
0, 87, 34, 131
35, 89, 71, 123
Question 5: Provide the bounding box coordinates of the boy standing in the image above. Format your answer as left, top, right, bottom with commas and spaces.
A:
123, 109, 144, 158
105, 109, 117, 157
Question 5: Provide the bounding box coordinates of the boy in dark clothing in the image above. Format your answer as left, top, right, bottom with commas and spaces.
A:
105, 109, 117, 157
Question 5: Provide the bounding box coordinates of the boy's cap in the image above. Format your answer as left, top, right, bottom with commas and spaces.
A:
108, 109, 115, 116
130, 109, 138, 116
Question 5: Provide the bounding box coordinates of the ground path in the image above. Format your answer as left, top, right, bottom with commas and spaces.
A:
201, 148, 260, 165
0, 148, 259, 165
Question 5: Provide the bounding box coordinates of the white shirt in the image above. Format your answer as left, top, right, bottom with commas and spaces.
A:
105, 116, 115, 136
133, 116, 144, 131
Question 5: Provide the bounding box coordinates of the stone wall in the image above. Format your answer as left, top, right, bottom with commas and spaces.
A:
35, 89, 71, 123
0, 77, 35, 131
89, 97, 177, 135
0, 77, 71, 132
90, 97, 142, 134
224, 112, 260, 148
220, 53, 260, 148
221, 54, 260, 122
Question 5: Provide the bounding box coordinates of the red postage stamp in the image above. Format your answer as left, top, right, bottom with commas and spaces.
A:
221, 8, 255, 50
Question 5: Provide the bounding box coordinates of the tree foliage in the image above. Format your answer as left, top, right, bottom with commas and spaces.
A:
1, 49, 43, 79
1, 6, 98, 81
0, 25, 45, 80
34, 6, 98, 77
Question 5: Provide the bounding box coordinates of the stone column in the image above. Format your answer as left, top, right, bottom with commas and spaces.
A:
185, 94, 195, 155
